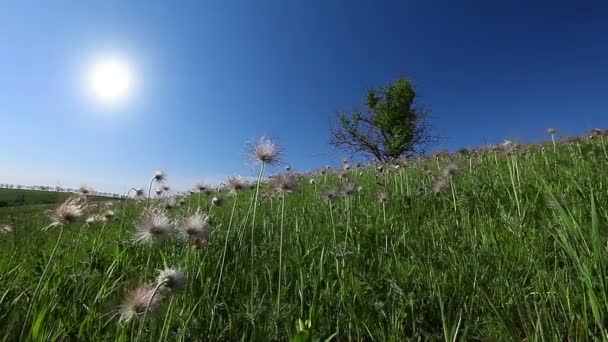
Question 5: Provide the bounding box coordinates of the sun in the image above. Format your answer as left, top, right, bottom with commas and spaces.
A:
87, 57, 134, 105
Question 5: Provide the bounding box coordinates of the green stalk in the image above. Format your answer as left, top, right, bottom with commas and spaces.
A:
276, 194, 286, 311
136, 281, 164, 342
215, 193, 239, 298
250, 162, 266, 298
19, 226, 64, 341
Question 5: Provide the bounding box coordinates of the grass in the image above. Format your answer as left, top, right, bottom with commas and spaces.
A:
1, 137, 608, 340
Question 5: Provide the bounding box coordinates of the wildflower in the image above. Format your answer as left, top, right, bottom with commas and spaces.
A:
103, 209, 116, 220
343, 163, 351, 171
153, 171, 167, 182
162, 184, 170, 192
321, 188, 339, 203
285, 165, 292, 172
271, 173, 296, 196
119, 286, 162, 324
134, 210, 172, 245
196, 182, 209, 192
248, 136, 282, 165
179, 212, 209, 240
441, 163, 460, 178
227, 176, 247, 192
79, 185, 94, 196
0, 224, 12, 234
211, 197, 223, 206
377, 191, 389, 204
135, 188, 146, 199
156, 268, 186, 293
547, 128, 556, 135
85, 215, 104, 225
432, 177, 450, 193
155, 188, 162, 196
340, 182, 359, 196
164, 198, 177, 210
49, 197, 86, 226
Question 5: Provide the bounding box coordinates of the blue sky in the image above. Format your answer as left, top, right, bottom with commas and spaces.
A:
1, 0, 607, 193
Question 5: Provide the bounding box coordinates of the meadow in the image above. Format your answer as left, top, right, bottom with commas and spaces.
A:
0, 188, 116, 208
1, 133, 608, 341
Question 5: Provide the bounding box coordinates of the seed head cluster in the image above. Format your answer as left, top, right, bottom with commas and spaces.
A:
134, 210, 172, 245
248, 136, 282, 165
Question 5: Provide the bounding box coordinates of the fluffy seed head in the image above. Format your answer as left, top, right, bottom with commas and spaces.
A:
103, 209, 116, 220
135, 188, 146, 198
153, 171, 167, 182
248, 136, 283, 165
196, 182, 209, 192
155, 188, 162, 196
321, 188, 339, 203
211, 197, 223, 206
79, 185, 94, 196
432, 177, 450, 193
119, 286, 162, 324
340, 182, 359, 196
377, 191, 390, 204
271, 173, 296, 196
227, 176, 247, 192
85, 215, 104, 225
441, 163, 461, 178
134, 210, 172, 245
162, 184, 170, 192
156, 268, 186, 292
49, 197, 86, 225
547, 128, 556, 135
180, 212, 209, 239
0, 224, 12, 234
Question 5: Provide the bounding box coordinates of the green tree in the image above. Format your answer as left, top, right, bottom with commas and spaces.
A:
330, 78, 435, 162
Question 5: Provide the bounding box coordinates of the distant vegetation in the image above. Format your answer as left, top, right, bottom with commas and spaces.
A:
330, 78, 435, 162
1, 129, 608, 340
0, 189, 118, 208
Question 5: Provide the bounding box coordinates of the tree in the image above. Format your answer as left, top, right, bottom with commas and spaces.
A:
330, 78, 435, 162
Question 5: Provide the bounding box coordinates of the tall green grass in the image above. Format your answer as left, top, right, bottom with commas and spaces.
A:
1, 138, 607, 340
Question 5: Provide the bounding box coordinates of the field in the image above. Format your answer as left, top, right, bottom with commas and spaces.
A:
1, 136, 608, 341
0, 189, 115, 208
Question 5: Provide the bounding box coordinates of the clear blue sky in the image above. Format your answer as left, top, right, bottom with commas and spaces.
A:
1, 0, 607, 193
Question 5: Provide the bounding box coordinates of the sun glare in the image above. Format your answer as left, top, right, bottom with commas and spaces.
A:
87, 57, 134, 105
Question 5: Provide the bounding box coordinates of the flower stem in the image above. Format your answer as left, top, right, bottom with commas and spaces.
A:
250, 162, 265, 299
276, 194, 285, 311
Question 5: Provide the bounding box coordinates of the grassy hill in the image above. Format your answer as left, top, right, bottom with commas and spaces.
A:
1, 136, 608, 340
0, 189, 114, 208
